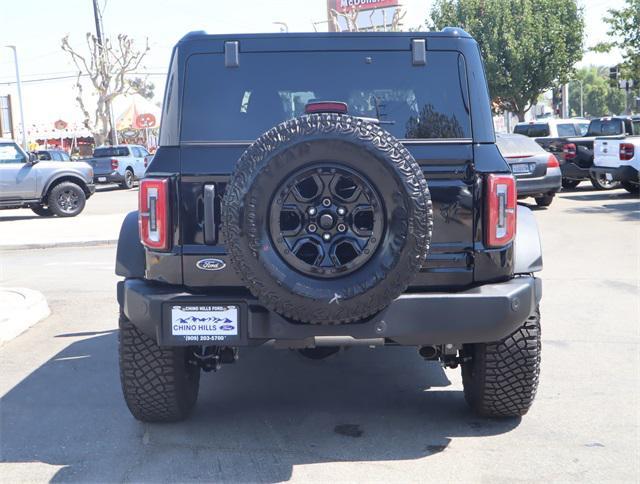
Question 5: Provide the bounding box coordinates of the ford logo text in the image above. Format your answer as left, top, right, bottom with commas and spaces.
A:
196, 258, 226, 271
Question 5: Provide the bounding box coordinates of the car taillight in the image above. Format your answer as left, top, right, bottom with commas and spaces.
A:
620, 143, 635, 161
547, 154, 559, 168
485, 174, 517, 248
111, 158, 119, 170
139, 178, 170, 250
562, 143, 577, 160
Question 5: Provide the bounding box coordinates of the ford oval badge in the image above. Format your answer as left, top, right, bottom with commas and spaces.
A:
196, 258, 226, 271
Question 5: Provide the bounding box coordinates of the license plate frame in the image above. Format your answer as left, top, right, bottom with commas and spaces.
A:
98, 176, 107, 182
166, 304, 241, 345
511, 163, 533, 174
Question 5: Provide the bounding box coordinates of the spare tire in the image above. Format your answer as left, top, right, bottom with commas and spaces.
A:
222, 113, 432, 324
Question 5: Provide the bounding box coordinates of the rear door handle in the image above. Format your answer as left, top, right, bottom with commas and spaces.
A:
203, 184, 217, 244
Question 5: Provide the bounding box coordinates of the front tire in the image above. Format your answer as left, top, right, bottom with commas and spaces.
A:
119, 312, 200, 422
461, 307, 541, 417
120, 169, 135, 189
47, 182, 86, 217
534, 194, 554, 207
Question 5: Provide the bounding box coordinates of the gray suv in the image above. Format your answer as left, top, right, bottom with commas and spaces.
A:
0, 139, 95, 217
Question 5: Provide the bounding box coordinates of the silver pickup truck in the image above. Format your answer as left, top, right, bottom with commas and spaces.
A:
86, 144, 151, 189
0, 138, 95, 217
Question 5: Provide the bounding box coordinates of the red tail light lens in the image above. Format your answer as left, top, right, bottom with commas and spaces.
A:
139, 178, 170, 250
562, 143, 577, 160
620, 143, 635, 161
485, 174, 517, 248
305, 101, 348, 114
547, 154, 560, 168
111, 158, 119, 170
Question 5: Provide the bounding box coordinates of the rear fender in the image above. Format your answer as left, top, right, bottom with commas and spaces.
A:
514, 205, 543, 273
115, 211, 145, 278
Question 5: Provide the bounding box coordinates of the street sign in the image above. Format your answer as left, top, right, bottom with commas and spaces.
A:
333, 0, 399, 13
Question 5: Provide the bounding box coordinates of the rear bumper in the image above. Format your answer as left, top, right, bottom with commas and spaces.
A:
561, 161, 590, 180
93, 172, 124, 184
118, 276, 542, 347
589, 165, 639, 183
516, 167, 562, 197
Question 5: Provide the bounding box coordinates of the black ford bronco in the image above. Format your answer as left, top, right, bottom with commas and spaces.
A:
116, 29, 543, 422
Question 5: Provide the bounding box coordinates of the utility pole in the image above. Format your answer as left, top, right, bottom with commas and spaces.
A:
4, 46, 26, 149
91, 0, 117, 145
327, 0, 337, 32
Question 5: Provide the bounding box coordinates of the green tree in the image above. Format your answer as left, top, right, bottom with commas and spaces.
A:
429, 0, 585, 121
568, 67, 626, 117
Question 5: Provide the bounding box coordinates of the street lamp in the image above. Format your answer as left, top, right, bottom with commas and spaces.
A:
577, 79, 584, 118
4, 45, 27, 149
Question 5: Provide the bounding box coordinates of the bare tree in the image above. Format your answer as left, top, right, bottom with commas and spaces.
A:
330, 6, 406, 32
61, 33, 149, 145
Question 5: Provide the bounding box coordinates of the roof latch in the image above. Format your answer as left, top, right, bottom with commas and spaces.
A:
411, 39, 427, 66
225, 41, 239, 68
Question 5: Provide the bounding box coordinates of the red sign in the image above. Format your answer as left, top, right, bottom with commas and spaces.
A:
333, 0, 399, 13
54, 119, 68, 130
135, 113, 156, 128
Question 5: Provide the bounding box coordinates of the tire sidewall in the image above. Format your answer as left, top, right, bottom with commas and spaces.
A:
48, 182, 86, 217
223, 114, 431, 324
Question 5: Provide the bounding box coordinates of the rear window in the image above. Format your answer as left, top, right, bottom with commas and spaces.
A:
181, 51, 471, 141
93, 147, 130, 157
633, 120, 640, 135
556, 124, 576, 137
496, 134, 544, 157
587, 120, 624, 136
513, 123, 550, 138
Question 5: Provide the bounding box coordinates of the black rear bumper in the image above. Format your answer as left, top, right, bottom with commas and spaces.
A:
118, 276, 542, 347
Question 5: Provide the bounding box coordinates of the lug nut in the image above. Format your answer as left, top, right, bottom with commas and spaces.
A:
322, 198, 332, 207
308, 207, 317, 216
308, 224, 317, 232
337, 223, 346, 232
337, 207, 346, 216
323, 233, 331, 241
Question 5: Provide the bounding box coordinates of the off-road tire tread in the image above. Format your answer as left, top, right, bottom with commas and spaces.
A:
462, 307, 541, 417
222, 113, 432, 324
118, 312, 199, 422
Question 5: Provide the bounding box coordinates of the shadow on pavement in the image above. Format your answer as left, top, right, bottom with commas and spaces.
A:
0, 215, 45, 222
1, 332, 520, 482
95, 185, 138, 193
560, 191, 637, 202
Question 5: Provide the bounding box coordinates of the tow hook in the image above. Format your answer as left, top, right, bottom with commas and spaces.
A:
189, 347, 238, 372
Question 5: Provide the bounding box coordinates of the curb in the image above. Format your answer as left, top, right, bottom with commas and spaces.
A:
0, 239, 117, 251
0, 287, 51, 344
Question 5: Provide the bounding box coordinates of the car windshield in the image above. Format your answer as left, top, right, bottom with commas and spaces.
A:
94, 147, 129, 157
0, 142, 25, 163
513, 124, 550, 137
496, 134, 543, 157
181, 51, 472, 141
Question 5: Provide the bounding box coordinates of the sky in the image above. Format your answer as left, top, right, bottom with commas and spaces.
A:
0, 0, 625, 131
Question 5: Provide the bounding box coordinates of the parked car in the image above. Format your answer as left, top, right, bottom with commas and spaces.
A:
115, 29, 544, 423
591, 129, 640, 195
0, 138, 95, 217
86, 144, 151, 189
514, 118, 589, 138
496, 133, 561, 207
34, 149, 72, 162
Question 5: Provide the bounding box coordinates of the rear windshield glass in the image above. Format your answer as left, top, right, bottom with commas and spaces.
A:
496, 134, 543, 156
513, 124, 550, 137
181, 51, 471, 141
93, 147, 129, 157
556, 124, 576, 137
587, 120, 624, 136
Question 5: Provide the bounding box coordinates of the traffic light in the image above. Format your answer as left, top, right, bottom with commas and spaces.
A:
609, 66, 619, 87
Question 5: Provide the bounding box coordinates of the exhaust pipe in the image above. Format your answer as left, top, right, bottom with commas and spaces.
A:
419, 345, 440, 360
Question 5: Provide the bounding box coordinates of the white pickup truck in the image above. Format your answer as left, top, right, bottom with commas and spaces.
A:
86, 144, 152, 189
591, 117, 640, 195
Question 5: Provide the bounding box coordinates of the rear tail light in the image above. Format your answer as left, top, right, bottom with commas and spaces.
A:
111, 158, 119, 170
620, 143, 635, 161
547, 154, 559, 168
562, 143, 577, 160
139, 178, 170, 250
485, 174, 517, 248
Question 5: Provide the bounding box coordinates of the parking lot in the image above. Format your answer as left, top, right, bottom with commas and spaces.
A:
0, 185, 638, 482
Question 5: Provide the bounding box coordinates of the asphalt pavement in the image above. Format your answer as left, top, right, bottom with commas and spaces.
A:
0, 185, 638, 482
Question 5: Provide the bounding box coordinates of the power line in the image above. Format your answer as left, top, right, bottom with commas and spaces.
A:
0, 72, 166, 85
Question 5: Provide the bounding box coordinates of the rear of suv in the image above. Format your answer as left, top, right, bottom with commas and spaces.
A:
116, 30, 543, 422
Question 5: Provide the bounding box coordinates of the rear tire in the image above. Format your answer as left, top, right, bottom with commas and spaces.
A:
561, 179, 580, 189
461, 307, 541, 417
621, 181, 639, 195
534, 194, 554, 207
119, 311, 200, 422
120, 169, 134, 189
47, 182, 86, 217
31, 205, 53, 217
590, 174, 620, 190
